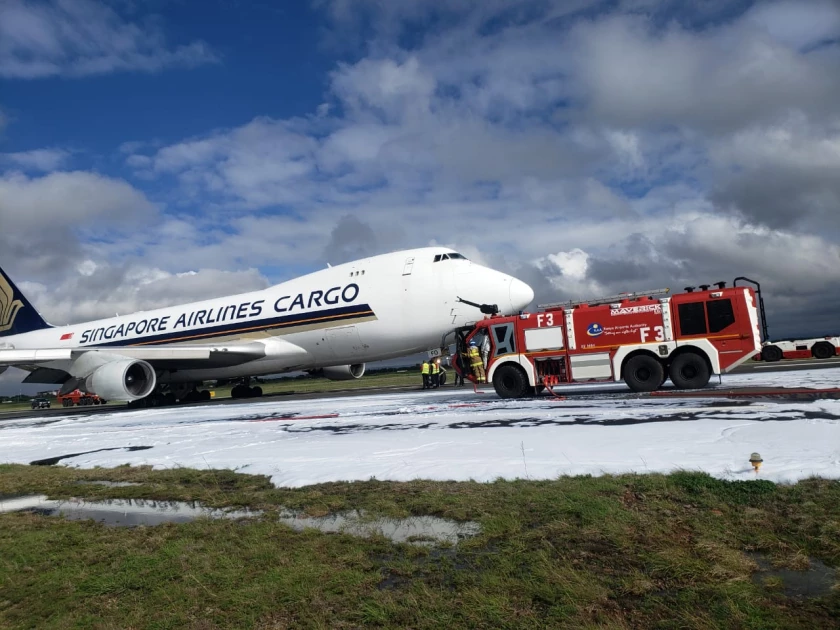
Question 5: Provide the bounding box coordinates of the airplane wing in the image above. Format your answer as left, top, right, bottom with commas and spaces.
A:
0, 339, 314, 386
0, 342, 268, 369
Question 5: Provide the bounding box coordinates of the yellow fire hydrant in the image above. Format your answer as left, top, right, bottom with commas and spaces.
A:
749, 452, 763, 472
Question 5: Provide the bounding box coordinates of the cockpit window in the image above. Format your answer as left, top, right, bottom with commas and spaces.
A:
433, 252, 468, 262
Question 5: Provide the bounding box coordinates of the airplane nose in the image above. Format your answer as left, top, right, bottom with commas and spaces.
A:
509, 278, 534, 312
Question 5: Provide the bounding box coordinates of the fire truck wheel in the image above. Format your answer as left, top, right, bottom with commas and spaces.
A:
493, 364, 529, 398
761, 345, 783, 362
812, 342, 836, 360
623, 355, 664, 393
668, 352, 710, 390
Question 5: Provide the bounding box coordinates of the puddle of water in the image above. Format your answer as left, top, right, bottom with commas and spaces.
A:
75, 480, 143, 487
0, 496, 258, 527
0, 496, 480, 545
276, 509, 480, 546
749, 552, 837, 598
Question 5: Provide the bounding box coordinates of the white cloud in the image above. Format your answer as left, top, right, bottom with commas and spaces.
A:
569, 12, 840, 132
545, 249, 590, 282
330, 57, 436, 122
744, 0, 840, 51
0, 0, 218, 79
0, 170, 157, 279
0, 170, 155, 228
1, 148, 69, 171
20, 265, 269, 325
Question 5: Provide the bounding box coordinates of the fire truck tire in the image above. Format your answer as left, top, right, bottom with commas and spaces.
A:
493, 364, 529, 399
812, 342, 836, 360
668, 352, 710, 390
761, 345, 783, 362
623, 355, 664, 393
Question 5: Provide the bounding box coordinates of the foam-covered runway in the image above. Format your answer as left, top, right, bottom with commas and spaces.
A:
1, 368, 838, 487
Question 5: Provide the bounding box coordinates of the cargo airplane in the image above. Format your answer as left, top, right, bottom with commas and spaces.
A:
0, 248, 534, 405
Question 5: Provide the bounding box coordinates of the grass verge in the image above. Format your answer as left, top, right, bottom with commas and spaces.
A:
1, 465, 838, 629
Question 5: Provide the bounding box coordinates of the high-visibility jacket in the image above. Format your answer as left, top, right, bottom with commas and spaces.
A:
421, 362, 430, 375
431, 362, 439, 374
468, 346, 482, 365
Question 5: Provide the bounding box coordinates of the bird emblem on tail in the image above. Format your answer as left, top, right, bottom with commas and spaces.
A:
0, 272, 23, 333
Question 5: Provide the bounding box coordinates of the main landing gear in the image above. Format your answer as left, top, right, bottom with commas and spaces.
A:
231, 378, 263, 399
127, 384, 211, 408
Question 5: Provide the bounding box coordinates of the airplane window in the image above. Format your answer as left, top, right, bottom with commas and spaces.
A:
449, 253, 467, 260
434, 255, 441, 262
442, 254, 450, 260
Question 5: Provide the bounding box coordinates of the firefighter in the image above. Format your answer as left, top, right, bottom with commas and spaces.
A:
468, 340, 486, 383
430, 357, 440, 388
421, 360, 430, 389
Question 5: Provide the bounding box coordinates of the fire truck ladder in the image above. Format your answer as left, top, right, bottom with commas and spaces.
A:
538, 288, 670, 310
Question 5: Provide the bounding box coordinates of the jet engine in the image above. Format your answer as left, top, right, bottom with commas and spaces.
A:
310, 364, 366, 380
84, 359, 156, 401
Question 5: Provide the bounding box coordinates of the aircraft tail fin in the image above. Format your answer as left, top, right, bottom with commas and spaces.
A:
0, 266, 51, 338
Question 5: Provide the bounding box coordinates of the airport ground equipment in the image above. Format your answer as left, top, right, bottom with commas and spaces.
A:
727, 277, 839, 363
753, 336, 839, 362
447, 279, 763, 397
57, 388, 106, 407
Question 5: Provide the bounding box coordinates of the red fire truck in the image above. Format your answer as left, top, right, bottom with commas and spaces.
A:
57, 389, 106, 407
447, 277, 764, 397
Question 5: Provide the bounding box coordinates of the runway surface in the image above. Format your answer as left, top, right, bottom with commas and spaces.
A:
1, 365, 838, 487
3, 356, 839, 423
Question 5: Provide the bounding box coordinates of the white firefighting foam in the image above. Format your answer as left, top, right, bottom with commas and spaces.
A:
0, 368, 838, 487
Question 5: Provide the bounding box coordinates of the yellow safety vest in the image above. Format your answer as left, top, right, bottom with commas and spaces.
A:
421, 362, 430, 374
431, 362, 439, 374
468, 346, 482, 365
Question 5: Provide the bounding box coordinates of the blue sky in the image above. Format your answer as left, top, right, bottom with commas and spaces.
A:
1, 2, 330, 179
1, 0, 839, 373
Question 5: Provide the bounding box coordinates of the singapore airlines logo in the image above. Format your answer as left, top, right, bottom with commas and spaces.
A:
0, 272, 23, 333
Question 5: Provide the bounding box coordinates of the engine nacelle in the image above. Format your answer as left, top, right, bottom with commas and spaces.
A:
85, 359, 156, 401
312, 364, 366, 381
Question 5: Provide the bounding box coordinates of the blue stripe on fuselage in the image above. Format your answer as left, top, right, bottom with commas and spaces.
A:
83, 303, 376, 348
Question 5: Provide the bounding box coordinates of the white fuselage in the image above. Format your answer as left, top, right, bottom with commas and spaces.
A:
5, 247, 534, 384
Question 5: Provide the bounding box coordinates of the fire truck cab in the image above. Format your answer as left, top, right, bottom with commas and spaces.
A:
448, 278, 764, 397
